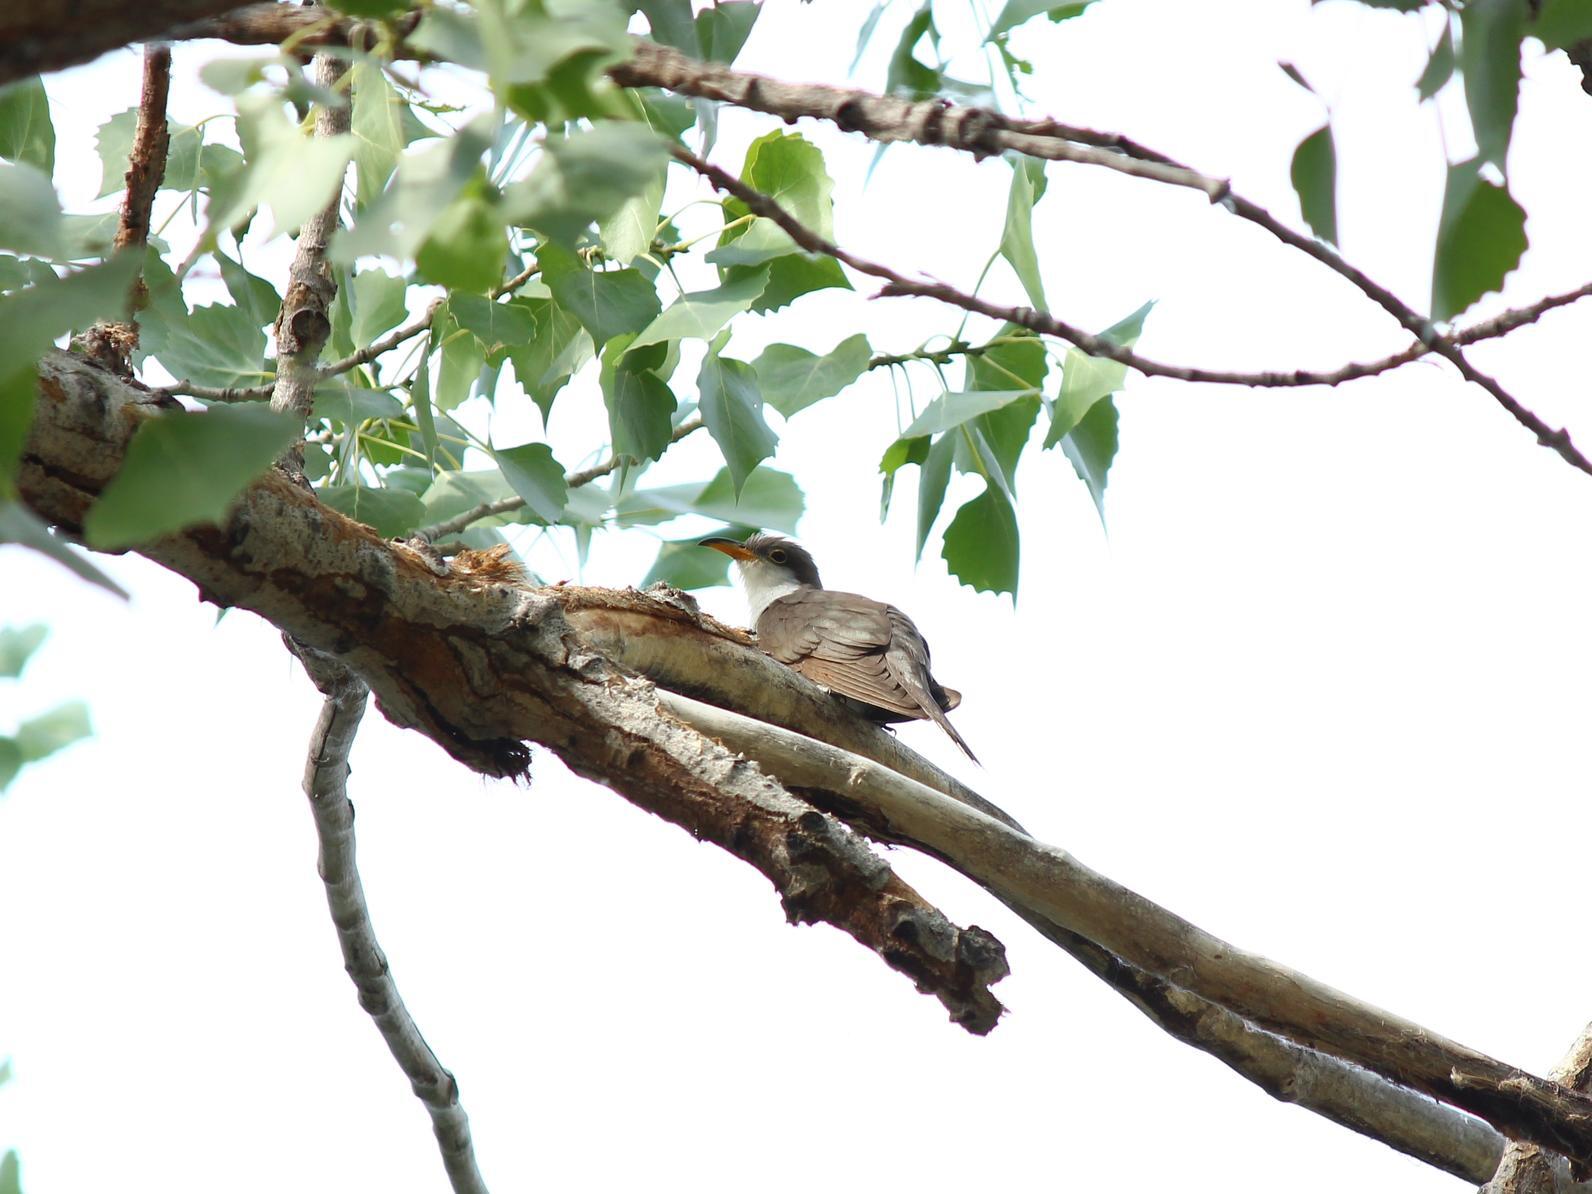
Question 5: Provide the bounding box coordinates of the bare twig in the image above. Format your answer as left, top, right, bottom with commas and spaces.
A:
154, 378, 277, 403
287, 644, 489, 1194
652, 689, 1592, 1165
414, 416, 705, 543
673, 146, 1592, 476
317, 298, 443, 381
78, 45, 171, 376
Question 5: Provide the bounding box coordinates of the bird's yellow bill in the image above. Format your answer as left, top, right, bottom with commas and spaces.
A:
698, 537, 756, 560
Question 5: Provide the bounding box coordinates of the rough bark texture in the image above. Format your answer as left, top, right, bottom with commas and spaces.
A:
652, 691, 1592, 1169
1483, 1026, 1592, 1193
0, 0, 247, 87
20, 350, 1010, 1036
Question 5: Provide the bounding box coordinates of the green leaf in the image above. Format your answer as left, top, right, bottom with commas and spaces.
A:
901, 390, 1036, 439
314, 380, 404, 426
495, 441, 568, 522
726, 131, 837, 239
1416, 22, 1456, 100
0, 500, 128, 596
448, 292, 536, 364
347, 268, 408, 349
0, 624, 47, 678
630, 266, 769, 350
504, 122, 669, 246
999, 155, 1049, 309
1459, 0, 1525, 171
915, 433, 956, 557
315, 485, 425, 536
987, 0, 1097, 40
942, 487, 1018, 595
543, 247, 661, 349
505, 296, 591, 422
215, 251, 281, 331
207, 94, 354, 237
326, 0, 411, 22
637, 0, 697, 52
733, 253, 849, 314
94, 107, 138, 197
0, 78, 55, 175
1289, 123, 1338, 245
621, 467, 803, 532
887, 3, 943, 100
643, 537, 741, 589
415, 177, 505, 294
419, 467, 516, 525
1532, 0, 1592, 49
698, 354, 777, 496
16, 699, 91, 762
0, 159, 66, 259
0, 739, 18, 791
697, 1, 762, 63
350, 60, 408, 206
754, 334, 871, 417
334, 123, 493, 265
600, 335, 676, 463
141, 301, 269, 390
436, 319, 487, 410
0, 254, 140, 492
1045, 301, 1153, 448
1058, 395, 1118, 524
84, 405, 303, 549
1431, 158, 1527, 321
598, 163, 666, 265
409, 338, 437, 470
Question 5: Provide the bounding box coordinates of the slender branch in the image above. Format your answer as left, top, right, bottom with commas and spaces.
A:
269, 51, 351, 430
79, 45, 172, 377
652, 689, 1592, 1165
287, 644, 489, 1194
673, 145, 1592, 475
155, 378, 276, 403
317, 299, 443, 381
414, 416, 705, 543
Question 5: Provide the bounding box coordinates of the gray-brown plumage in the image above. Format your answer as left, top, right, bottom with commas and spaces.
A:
700, 532, 977, 762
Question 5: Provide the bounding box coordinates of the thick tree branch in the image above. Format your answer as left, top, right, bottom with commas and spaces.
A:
0, 0, 245, 87
288, 644, 488, 1194
21, 350, 1589, 1167
1483, 1024, 1592, 1193
649, 690, 1592, 1167
20, 350, 1011, 1034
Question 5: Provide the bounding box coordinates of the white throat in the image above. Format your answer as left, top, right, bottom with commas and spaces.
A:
736, 560, 808, 621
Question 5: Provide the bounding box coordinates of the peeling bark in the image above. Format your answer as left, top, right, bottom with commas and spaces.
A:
19, 350, 1010, 1035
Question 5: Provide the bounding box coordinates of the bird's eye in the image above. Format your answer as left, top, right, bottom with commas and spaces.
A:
769, 549, 787, 564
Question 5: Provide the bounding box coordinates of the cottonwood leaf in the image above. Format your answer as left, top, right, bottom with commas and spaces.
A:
754, 334, 871, 417
84, 405, 302, 548
495, 441, 567, 523
698, 354, 777, 496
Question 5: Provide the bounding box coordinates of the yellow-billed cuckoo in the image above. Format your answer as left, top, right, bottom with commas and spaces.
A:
700, 532, 978, 762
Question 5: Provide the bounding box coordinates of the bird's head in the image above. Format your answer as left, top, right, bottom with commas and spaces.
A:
699, 531, 823, 590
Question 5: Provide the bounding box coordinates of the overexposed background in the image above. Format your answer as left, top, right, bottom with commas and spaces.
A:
4, 2, 1592, 1191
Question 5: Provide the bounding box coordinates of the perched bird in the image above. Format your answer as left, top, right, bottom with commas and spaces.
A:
699, 532, 977, 762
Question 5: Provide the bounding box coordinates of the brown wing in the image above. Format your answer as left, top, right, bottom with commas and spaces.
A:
759, 590, 977, 761
758, 590, 925, 720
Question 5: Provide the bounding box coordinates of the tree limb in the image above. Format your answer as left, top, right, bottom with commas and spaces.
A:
270, 51, 350, 426
672, 144, 1592, 477
1483, 1024, 1592, 1193
288, 643, 489, 1194
20, 350, 1011, 1035
20, 349, 1587, 1168
78, 45, 171, 377
649, 689, 1592, 1166
0, 0, 248, 88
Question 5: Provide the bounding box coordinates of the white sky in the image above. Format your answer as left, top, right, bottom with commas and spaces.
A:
4, 2, 1592, 1191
